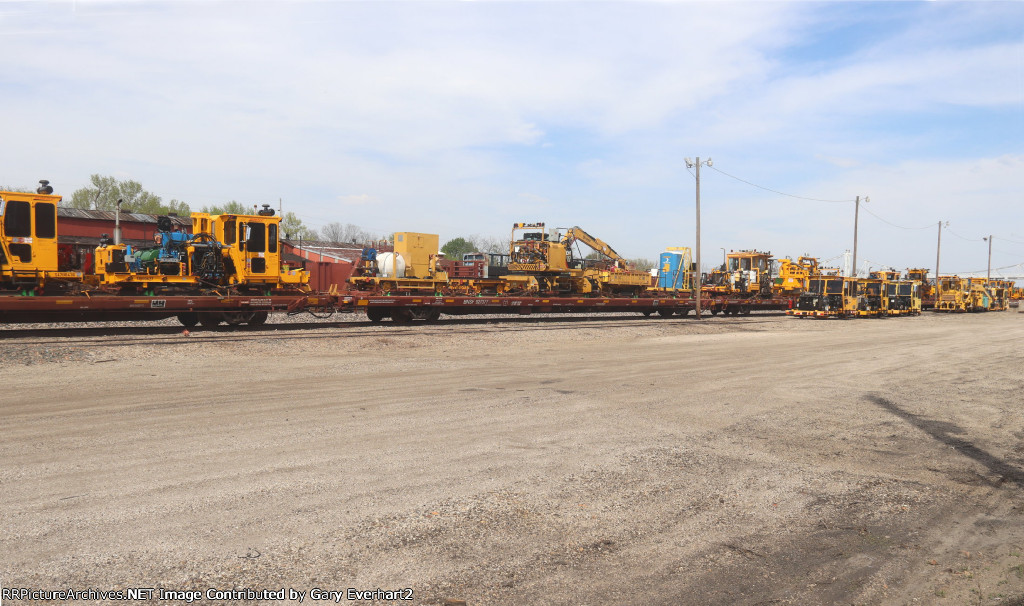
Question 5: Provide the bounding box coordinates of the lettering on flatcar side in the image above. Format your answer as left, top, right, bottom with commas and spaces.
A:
150, 300, 166, 308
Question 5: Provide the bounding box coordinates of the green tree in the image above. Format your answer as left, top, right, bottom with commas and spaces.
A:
200, 200, 250, 215
280, 211, 319, 241
626, 258, 656, 272
64, 174, 191, 215
165, 199, 191, 215
67, 174, 162, 212
441, 237, 476, 260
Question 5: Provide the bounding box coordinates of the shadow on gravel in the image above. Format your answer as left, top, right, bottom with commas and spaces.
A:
867, 394, 1024, 487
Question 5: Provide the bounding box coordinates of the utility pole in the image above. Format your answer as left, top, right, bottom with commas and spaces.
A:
985, 235, 993, 281
696, 159, 701, 319
935, 221, 943, 292
852, 195, 860, 277
685, 157, 711, 319
114, 198, 122, 245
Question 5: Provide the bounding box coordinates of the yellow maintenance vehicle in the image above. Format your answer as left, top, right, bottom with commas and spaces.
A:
884, 280, 922, 316
505, 222, 650, 295
905, 268, 935, 307
774, 256, 817, 295
561, 225, 652, 294
987, 279, 1011, 311
0, 181, 84, 293
93, 207, 309, 294
965, 278, 993, 312
855, 277, 887, 317
705, 249, 775, 297
935, 276, 971, 312
789, 275, 859, 318
869, 269, 901, 281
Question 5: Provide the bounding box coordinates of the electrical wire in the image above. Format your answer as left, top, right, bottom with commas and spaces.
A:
705, 165, 854, 203
691, 163, 1024, 249
947, 228, 984, 242
859, 206, 934, 230
947, 262, 1024, 275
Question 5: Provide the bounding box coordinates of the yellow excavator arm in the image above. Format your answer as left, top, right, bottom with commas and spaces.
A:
561, 226, 628, 268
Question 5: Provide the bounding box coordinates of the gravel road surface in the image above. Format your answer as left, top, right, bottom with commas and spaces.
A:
2, 311, 1023, 605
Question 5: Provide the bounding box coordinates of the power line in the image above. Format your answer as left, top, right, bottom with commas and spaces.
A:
705, 165, 853, 203
688, 162, 1023, 268
947, 228, 984, 242
859, 205, 934, 230
949, 262, 1024, 275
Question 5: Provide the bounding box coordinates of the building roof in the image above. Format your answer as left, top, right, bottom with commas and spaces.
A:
57, 207, 191, 226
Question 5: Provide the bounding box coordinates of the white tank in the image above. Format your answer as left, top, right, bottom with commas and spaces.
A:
376, 252, 407, 278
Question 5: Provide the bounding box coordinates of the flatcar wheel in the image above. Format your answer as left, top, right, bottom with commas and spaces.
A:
366, 308, 388, 323
248, 311, 269, 326
199, 312, 223, 327
658, 309, 674, 318
425, 309, 442, 322
391, 309, 414, 324
223, 311, 256, 326
177, 312, 199, 328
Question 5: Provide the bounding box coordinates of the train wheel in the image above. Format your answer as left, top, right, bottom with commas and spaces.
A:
658, 309, 674, 318
222, 311, 256, 326
425, 309, 442, 322
177, 312, 199, 328
366, 308, 388, 323
391, 309, 414, 324
248, 311, 269, 326
199, 312, 223, 327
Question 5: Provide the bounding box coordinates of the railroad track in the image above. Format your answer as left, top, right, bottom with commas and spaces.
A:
0, 311, 789, 343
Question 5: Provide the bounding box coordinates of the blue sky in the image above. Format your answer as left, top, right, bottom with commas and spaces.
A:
2, 1, 1022, 277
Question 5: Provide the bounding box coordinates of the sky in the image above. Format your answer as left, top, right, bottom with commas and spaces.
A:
2, 0, 1022, 277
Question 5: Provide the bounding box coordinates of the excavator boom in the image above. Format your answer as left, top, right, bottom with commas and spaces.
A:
561, 226, 627, 267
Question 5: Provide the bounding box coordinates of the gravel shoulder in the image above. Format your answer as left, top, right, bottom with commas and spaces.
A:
2, 311, 1024, 605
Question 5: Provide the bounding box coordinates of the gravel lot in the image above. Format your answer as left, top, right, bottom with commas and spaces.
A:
2, 310, 1023, 605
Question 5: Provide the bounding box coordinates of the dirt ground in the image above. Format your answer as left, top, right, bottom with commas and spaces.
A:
2, 311, 1023, 605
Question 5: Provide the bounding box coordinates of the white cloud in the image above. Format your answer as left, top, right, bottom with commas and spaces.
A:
1, 2, 1020, 273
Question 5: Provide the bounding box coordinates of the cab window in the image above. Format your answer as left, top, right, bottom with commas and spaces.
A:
35, 202, 56, 238
268, 223, 278, 253
4, 200, 31, 237
246, 222, 266, 252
